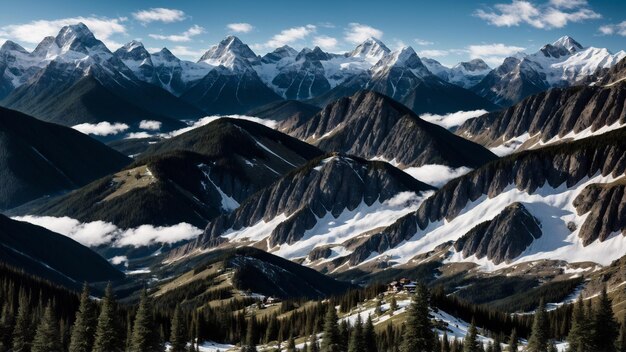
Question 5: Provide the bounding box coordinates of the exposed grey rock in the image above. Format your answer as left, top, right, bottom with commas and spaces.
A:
454, 203, 542, 264
289, 90, 498, 168
457, 81, 626, 150
574, 181, 626, 245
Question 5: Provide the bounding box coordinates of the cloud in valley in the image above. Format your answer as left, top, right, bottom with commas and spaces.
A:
139, 120, 162, 131
420, 109, 488, 129
13, 216, 203, 248
72, 122, 129, 136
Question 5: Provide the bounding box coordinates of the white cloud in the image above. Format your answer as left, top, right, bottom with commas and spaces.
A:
418, 49, 450, 58
0, 17, 127, 49
403, 165, 473, 188
139, 120, 162, 131
149, 25, 204, 42
390, 39, 407, 50
467, 43, 525, 65
13, 215, 202, 248
72, 122, 129, 136
313, 36, 338, 51
474, 0, 601, 29
133, 8, 185, 24
264, 25, 316, 48
420, 109, 488, 129
227, 23, 254, 33
344, 23, 383, 44
414, 38, 434, 46
166, 115, 278, 138
125, 132, 153, 139
13, 216, 116, 247
168, 46, 206, 58
599, 21, 626, 36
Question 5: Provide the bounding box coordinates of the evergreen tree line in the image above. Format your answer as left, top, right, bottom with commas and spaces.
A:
1, 262, 625, 352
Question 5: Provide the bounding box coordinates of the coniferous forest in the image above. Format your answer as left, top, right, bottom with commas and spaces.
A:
1, 263, 625, 352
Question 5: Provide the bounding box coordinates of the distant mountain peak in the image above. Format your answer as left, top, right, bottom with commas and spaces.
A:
295, 46, 330, 61
349, 37, 390, 61
372, 46, 429, 76
54, 23, 107, 54
0, 40, 28, 54
199, 35, 258, 69
552, 36, 583, 52
455, 58, 491, 72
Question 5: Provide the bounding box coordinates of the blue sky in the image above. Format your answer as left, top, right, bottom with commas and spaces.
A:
0, 0, 624, 66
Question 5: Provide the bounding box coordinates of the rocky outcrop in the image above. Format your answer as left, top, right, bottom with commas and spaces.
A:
289, 90, 498, 169
457, 82, 626, 149
454, 203, 542, 264
350, 128, 626, 259
574, 181, 626, 245
195, 154, 433, 249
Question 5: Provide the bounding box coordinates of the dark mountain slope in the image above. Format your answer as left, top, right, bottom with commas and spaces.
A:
246, 100, 320, 132
0, 214, 123, 285
456, 80, 626, 152
23, 118, 323, 228
290, 91, 497, 169
0, 106, 130, 210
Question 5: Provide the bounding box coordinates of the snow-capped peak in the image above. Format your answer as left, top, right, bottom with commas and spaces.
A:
199, 35, 258, 69
0, 40, 27, 54
54, 23, 108, 54
349, 37, 390, 62
454, 59, 490, 73
371, 46, 431, 78
295, 46, 330, 61
115, 41, 150, 61
552, 36, 583, 53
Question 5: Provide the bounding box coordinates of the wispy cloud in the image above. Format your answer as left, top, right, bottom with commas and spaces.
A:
264, 25, 316, 48
414, 38, 434, 46
599, 21, 626, 36
474, 0, 601, 29
148, 25, 204, 42
133, 8, 185, 24
0, 17, 127, 49
418, 49, 450, 58
313, 35, 338, 50
467, 43, 525, 65
227, 23, 254, 33
344, 23, 383, 44
168, 46, 206, 58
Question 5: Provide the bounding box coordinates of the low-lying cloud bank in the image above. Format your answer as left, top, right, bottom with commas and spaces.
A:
403, 164, 472, 188
12, 215, 202, 248
72, 122, 130, 136
125, 115, 279, 139
420, 109, 487, 129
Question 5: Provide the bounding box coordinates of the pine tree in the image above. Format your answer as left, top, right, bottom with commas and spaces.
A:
364, 315, 376, 352
566, 295, 591, 352
526, 299, 548, 352
348, 314, 365, 352
390, 297, 398, 313
400, 283, 434, 352
241, 317, 257, 352
129, 289, 163, 352
507, 329, 518, 352
321, 305, 340, 352
93, 283, 122, 352
31, 302, 61, 352
547, 341, 558, 352
485, 341, 494, 352
493, 334, 502, 352
12, 290, 32, 352
309, 334, 319, 352
442, 332, 451, 352
171, 305, 188, 352
463, 320, 479, 352
69, 284, 97, 352
592, 286, 619, 352
0, 302, 13, 352
287, 334, 296, 352
619, 314, 626, 352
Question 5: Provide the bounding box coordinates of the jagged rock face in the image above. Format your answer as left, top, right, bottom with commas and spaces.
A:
261, 46, 298, 64
196, 154, 432, 249
594, 57, 626, 86
288, 91, 497, 169
350, 128, 626, 261
471, 57, 549, 107
454, 203, 542, 264
574, 181, 626, 245
457, 82, 626, 149
271, 57, 331, 100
